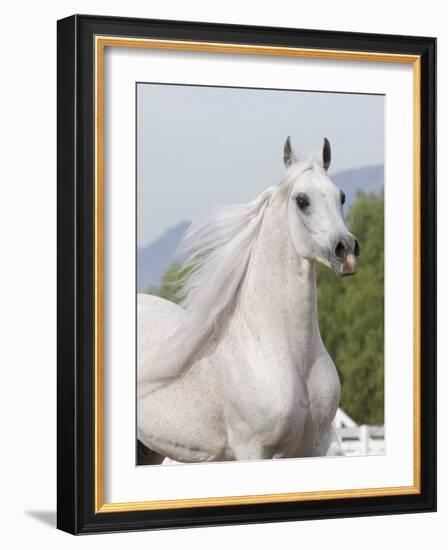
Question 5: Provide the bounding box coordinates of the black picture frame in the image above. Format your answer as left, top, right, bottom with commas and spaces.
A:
57, 14, 436, 535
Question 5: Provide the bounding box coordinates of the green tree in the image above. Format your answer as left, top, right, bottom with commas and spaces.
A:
145, 262, 189, 303
317, 191, 384, 424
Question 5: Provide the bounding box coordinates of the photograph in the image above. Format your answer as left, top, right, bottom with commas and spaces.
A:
136, 83, 385, 465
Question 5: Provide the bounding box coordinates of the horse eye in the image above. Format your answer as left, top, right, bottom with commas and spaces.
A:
296, 193, 310, 210
340, 191, 346, 205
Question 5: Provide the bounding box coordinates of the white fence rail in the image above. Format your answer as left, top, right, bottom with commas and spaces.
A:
337, 425, 385, 455
334, 408, 384, 456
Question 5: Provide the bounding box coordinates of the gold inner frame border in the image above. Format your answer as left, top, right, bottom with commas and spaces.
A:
94, 35, 421, 514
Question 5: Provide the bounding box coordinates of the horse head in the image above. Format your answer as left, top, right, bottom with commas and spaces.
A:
283, 137, 360, 276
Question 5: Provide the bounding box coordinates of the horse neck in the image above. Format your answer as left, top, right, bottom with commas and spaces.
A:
238, 191, 321, 373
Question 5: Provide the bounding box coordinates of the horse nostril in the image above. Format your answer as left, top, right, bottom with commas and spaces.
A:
354, 239, 360, 257
335, 241, 346, 260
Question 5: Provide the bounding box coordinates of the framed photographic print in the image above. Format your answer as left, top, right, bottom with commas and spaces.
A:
57, 14, 436, 534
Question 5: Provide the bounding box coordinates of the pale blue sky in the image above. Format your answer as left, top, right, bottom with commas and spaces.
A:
137, 84, 384, 247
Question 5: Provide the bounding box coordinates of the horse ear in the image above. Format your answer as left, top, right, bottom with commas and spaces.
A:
322, 138, 331, 171
283, 136, 297, 167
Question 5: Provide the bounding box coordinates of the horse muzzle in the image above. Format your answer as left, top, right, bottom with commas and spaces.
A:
331, 238, 360, 277
337, 252, 357, 277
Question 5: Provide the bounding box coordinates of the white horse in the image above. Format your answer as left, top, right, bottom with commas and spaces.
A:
137, 137, 360, 464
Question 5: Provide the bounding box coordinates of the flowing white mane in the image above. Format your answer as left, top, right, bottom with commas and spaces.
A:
179, 185, 278, 313
142, 184, 284, 383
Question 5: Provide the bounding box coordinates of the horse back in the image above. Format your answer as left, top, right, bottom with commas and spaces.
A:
137, 294, 187, 379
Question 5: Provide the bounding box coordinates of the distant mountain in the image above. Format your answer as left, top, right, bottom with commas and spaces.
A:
137, 165, 384, 290
331, 164, 384, 206
137, 220, 190, 292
